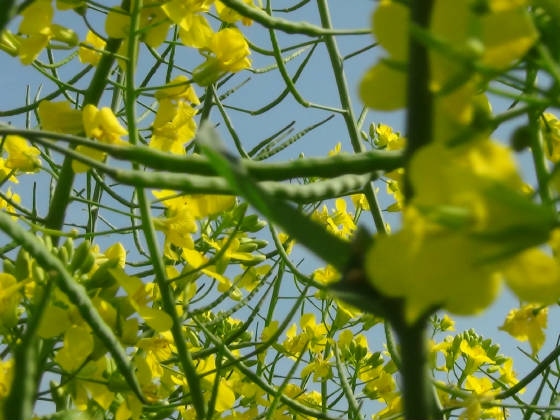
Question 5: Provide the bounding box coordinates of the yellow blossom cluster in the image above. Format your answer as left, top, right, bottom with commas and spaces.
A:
361, 0, 560, 322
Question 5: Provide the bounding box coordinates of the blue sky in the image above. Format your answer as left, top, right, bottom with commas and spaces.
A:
1, 0, 558, 416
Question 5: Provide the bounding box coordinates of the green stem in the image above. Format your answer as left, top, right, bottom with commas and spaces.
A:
124, 0, 206, 417
526, 66, 553, 205
334, 344, 364, 420
316, 0, 387, 234
43, 35, 123, 237
3, 277, 52, 420
394, 318, 434, 419
0, 210, 145, 403
218, 0, 370, 37
404, 1, 434, 200
395, 1, 436, 418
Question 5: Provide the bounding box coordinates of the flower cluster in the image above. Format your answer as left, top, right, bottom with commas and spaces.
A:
361, 0, 560, 322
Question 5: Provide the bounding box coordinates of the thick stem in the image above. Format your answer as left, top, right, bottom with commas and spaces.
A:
394, 319, 435, 419
404, 0, 434, 200
398, 1, 437, 418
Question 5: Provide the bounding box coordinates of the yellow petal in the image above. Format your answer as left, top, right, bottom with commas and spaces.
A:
504, 248, 560, 304
72, 145, 106, 173
360, 61, 406, 111
215, 380, 236, 412
105, 8, 130, 39
37, 305, 71, 338
138, 306, 173, 332
372, 0, 409, 61
481, 8, 537, 69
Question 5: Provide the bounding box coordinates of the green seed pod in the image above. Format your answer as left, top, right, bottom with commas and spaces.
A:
369, 122, 376, 140
252, 239, 269, 249
69, 240, 91, 273
62, 237, 75, 261
58, 245, 70, 266
49, 380, 68, 411
85, 258, 119, 289
237, 239, 258, 253
232, 202, 249, 221
3, 259, 15, 275
77, 251, 96, 275
186, 328, 200, 347
360, 130, 369, 142
32, 261, 45, 284
43, 235, 53, 252
241, 215, 267, 232
233, 253, 266, 266
15, 249, 31, 281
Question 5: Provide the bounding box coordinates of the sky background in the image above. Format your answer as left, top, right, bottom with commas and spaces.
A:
1, 0, 559, 416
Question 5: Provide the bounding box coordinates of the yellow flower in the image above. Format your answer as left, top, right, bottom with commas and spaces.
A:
0, 273, 22, 329
154, 202, 197, 255
374, 394, 402, 419
54, 324, 94, 372
278, 232, 295, 254
109, 267, 173, 332
440, 314, 455, 331
366, 209, 502, 322
162, 0, 214, 48
215, 0, 254, 26
140, 1, 172, 47
67, 356, 116, 411
460, 340, 494, 375
500, 304, 548, 355
0, 358, 14, 408
3, 135, 41, 173
235, 264, 271, 291
138, 332, 177, 377
106, 3, 171, 47
37, 305, 71, 338
196, 355, 236, 412
83, 104, 127, 144
0, 159, 18, 184
351, 194, 370, 211
502, 247, 560, 305
73, 105, 128, 172
362, 365, 396, 400
460, 376, 504, 420
193, 28, 251, 85
313, 265, 339, 286
360, 0, 537, 146
498, 358, 521, 390
312, 199, 356, 240
151, 99, 197, 155
0, 188, 21, 220
16, 0, 78, 65
375, 123, 405, 150
541, 112, 560, 162
300, 356, 332, 382
78, 30, 106, 66
260, 320, 279, 342
211, 28, 251, 72
38, 100, 83, 134
154, 75, 200, 105
385, 168, 404, 212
